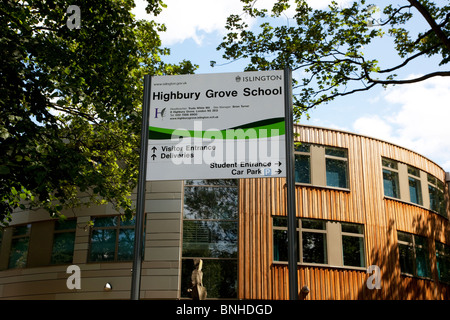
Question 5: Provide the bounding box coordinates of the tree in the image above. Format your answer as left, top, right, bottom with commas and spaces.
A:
0, 0, 197, 225
218, 0, 450, 120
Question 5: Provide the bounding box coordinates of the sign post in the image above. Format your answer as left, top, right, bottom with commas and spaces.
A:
131, 70, 297, 300
283, 69, 299, 300
130, 75, 151, 300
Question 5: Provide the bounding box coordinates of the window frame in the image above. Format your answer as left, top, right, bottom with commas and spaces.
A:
50, 219, 77, 265
382, 157, 401, 199
397, 231, 431, 279
87, 215, 136, 263
341, 223, 366, 268
181, 179, 239, 299
294, 143, 311, 185
272, 217, 366, 270
407, 165, 423, 206
325, 146, 349, 189
427, 174, 447, 218
8, 224, 31, 269
300, 219, 328, 265
435, 241, 450, 284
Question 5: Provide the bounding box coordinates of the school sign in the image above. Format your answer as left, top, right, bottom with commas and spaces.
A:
146, 70, 287, 180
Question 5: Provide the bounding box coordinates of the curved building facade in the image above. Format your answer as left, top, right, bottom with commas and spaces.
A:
0, 125, 449, 300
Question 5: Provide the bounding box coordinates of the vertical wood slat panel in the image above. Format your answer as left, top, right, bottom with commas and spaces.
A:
239, 125, 449, 300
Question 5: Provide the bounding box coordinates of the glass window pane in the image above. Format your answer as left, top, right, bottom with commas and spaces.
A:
302, 232, 327, 264
118, 229, 135, 261
436, 242, 450, 283
415, 245, 431, 278
302, 219, 326, 230
93, 216, 117, 228
342, 223, 363, 234
55, 220, 76, 231
89, 229, 116, 262
295, 154, 310, 184
9, 238, 29, 269
184, 186, 238, 220
51, 232, 75, 264
273, 217, 287, 227
398, 231, 412, 243
295, 144, 310, 153
407, 166, 420, 177
119, 217, 135, 227
427, 174, 436, 184
409, 177, 423, 205
429, 185, 445, 215
325, 147, 347, 158
399, 243, 415, 275
326, 158, 348, 188
383, 169, 400, 198
273, 229, 289, 261
181, 259, 237, 299
382, 158, 398, 169
183, 221, 237, 258
342, 235, 365, 267
185, 179, 238, 186
12, 225, 31, 236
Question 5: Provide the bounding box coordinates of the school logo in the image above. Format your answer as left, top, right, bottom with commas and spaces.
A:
154, 107, 166, 119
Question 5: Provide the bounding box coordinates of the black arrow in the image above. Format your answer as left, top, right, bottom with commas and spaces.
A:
151, 146, 157, 153
151, 154, 157, 160
276, 169, 282, 174
276, 161, 282, 166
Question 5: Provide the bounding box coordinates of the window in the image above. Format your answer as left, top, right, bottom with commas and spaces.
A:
342, 223, 365, 268
428, 174, 446, 217
273, 217, 289, 262
397, 231, 431, 278
9, 224, 31, 269
408, 166, 422, 206
88, 216, 135, 262
301, 219, 327, 264
272, 218, 366, 269
182, 179, 238, 299
294, 144, 311, 184
382, 158, 400, 199
436, 242, 450, 284
325, 147, 348, 189
51, 219, 76, 265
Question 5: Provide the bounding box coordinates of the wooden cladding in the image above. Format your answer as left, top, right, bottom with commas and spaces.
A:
238, 125, 450, 300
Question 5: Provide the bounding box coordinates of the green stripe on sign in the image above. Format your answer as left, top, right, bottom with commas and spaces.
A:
149, 118, 285, 140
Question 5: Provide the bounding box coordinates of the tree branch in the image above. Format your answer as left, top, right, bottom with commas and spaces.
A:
368, 71, 450, 85
377, 43, 441, 73
408, 0, 450, 52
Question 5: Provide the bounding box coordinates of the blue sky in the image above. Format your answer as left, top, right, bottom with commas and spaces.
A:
133, 0, 450, 172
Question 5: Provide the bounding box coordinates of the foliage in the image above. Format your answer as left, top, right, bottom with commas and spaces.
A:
218, 0, 450, 120
0, 0, 197, 225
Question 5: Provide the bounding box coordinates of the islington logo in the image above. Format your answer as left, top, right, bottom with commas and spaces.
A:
238, 74, 283, 82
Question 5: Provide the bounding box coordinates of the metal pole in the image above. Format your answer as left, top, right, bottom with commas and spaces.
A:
284, 68, 299, 300
131, 75, 151, 300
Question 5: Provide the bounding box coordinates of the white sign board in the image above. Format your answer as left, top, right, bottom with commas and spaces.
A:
147, 70, 286, 181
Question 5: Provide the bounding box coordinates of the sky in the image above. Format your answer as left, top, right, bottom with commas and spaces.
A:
132, 0, 450, 172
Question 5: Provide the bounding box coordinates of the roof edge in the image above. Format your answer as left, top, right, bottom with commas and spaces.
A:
295, 123, 446, 173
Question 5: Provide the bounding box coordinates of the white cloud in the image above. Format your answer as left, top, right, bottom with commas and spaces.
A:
133, 0, 252, 45
352, 76, 450, 171
133, 0, 352, 46
352, 115, 393, 142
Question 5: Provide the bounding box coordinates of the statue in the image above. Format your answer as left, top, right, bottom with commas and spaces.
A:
187, 258, 207, 300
